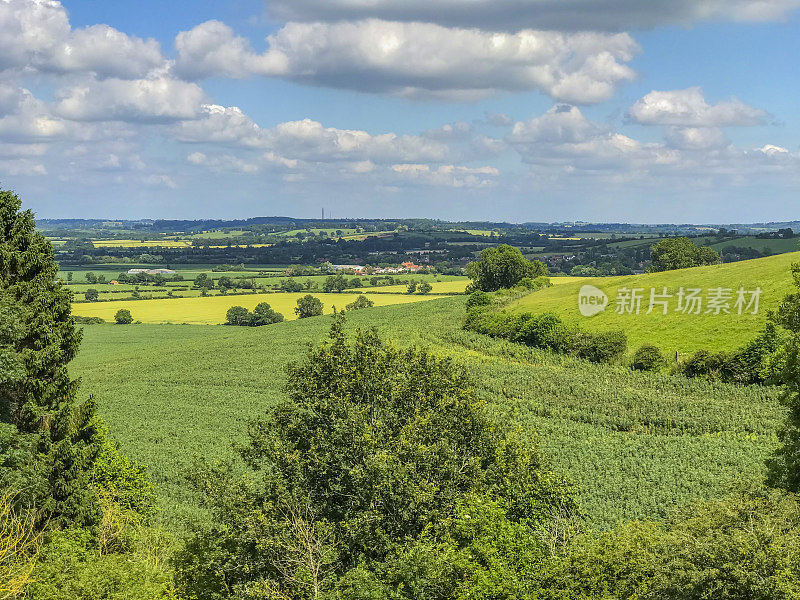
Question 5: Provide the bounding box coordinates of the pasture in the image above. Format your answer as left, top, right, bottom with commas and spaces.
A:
508, 251, 800, 356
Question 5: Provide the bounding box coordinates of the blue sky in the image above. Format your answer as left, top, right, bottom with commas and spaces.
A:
0, 0, 798, 222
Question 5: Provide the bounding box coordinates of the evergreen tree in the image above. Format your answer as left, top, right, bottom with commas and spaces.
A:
0, 190, 100, 526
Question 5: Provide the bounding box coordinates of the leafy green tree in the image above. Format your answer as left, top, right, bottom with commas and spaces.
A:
177, 318, 575, 599
295, 294, 324, 318
406, 280, 417, 294
418, 282, 433, 295
0, 189, 100, 526
252, 302, 284, 325
767, 262, 800, 491
650, 238, 720, 272
281, 278, 303, 293
345, 295, 374, 311
466, 245, 548, 291
323, 273, 349, 293
217, 276, 234, 290
84, 288, 99, 302
194, 273, 212, 289
66, 272, 73, 283
85, 272, 97, 284
115, 309, 133, 325
226, 306, 251, 326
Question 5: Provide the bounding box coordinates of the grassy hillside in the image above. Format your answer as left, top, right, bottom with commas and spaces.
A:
71, 291, 448, 324
72, 297, 782, 532
507, 251, 800, 356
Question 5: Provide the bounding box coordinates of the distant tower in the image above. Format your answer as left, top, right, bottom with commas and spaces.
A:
322, 207, 325, 221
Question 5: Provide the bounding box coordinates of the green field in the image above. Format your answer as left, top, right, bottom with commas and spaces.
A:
72, 297, 783, 532
72, 291, 449, 324
507, 251, 800, 356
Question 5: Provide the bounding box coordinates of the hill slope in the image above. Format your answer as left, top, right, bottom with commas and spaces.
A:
72, 297, 782, 531
508, 251, 800, 356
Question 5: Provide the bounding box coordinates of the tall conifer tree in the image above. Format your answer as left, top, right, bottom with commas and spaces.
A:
0, 189, 99, 526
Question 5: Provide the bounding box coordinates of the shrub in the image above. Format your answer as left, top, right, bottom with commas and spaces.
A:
84, 288, 99, 301
295, 294, 323, 318
114, 309, 133, 325
225, 306, 251, 326
515, 276, 552, 291
252, 302, 284, 325
573, 331, 628, 364
515, 313, 572, 353
73, 316, 105, 325
632, 344, 666, 371
682, 350, 726, 379
418, 282, 433, 294
346, 295, 374, 311
466, 291, 492, 309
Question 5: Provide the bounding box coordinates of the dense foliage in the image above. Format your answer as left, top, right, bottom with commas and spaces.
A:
345, 295, 374, 311
650, 237, 720, 272
466, 244, 548, 291
225, 302, 285, 326
295, 294, 324, 318
464, 307, 627, 364
178, 317, 576, 599
0, 190, 100, 527
767, 261, 800, 492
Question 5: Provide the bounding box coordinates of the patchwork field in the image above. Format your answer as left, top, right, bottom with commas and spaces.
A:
72, 291, 448, 324
508, 251, 800, 356
72, 297, 783, 532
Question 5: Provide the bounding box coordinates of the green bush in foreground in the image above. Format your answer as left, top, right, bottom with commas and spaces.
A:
632, 344, 666, 371
178, 316, 576, 599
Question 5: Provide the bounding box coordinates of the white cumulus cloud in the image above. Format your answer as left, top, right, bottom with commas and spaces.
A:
174, 19, 638, 103
629, 87, 767, 127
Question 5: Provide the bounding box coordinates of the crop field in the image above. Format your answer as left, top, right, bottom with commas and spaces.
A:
71, 291, 449, 324
508, 251, 800, 356
72, 296, 783, 531
91, 239, 193, 248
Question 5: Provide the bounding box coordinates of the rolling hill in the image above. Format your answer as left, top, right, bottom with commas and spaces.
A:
507, 251, 800, 356
72, 296, 783, 532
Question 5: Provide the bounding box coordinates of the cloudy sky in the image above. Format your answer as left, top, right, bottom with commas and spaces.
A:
0, 0, 798, 222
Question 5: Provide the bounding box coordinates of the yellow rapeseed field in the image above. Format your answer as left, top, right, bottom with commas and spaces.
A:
72, 292, 449, 324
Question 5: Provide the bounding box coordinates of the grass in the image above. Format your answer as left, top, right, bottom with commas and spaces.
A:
507, 252, 800, 356
71, 292, 449, 324
72, 297, 783, 532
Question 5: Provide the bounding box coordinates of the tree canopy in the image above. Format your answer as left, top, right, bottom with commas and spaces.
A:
179, 317, 575, 599
466, 244, 548, 291
649, 237, 720, 272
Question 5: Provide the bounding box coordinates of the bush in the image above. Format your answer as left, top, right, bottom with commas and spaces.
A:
226, 304, 284, 326
73, 316, 105, 325
114, 309, 133, 325
632, 344, 666, 371
466, 291, 491, 309
225, 306, 250, 326
682, 350, 727, 379
515, 313, 572, 353
346, 295, 374, 311
515, 276, 552, 291
418, 282, 433, 294
573, 330, 628, 364
84, 288, 99, 302
295, 294, 323, 318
